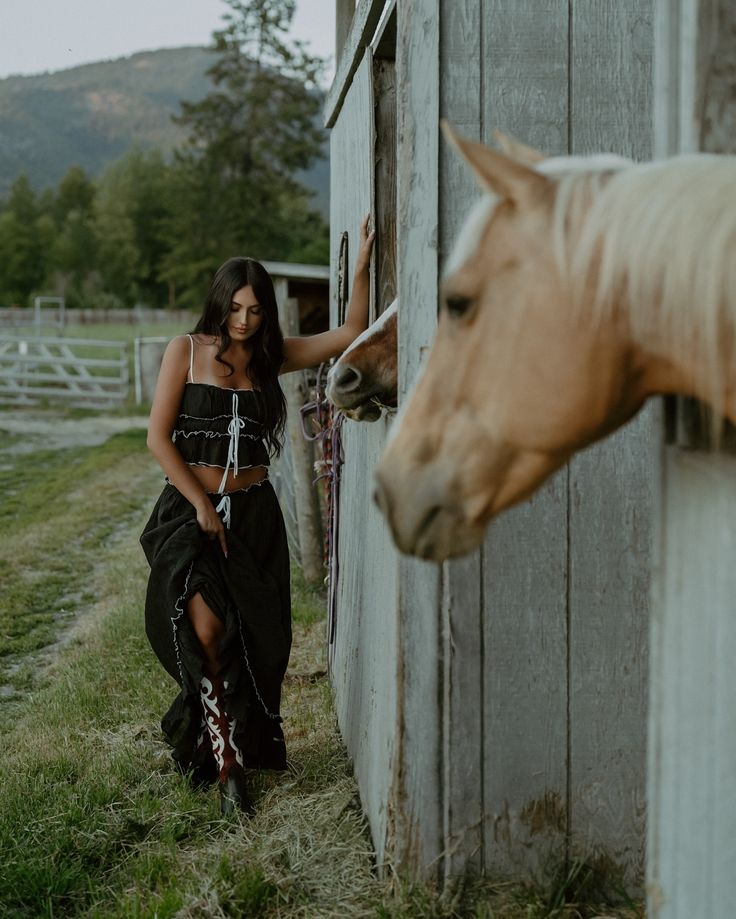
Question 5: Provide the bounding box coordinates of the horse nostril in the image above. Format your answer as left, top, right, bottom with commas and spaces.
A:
334, 364, 362, 392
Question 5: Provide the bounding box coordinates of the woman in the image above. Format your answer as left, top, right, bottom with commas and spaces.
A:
140, 215, 375, 815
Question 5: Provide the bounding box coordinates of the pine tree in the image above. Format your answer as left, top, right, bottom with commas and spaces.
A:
0, 176, 54, 306
162, 0, 329, 307
47, 167, 98, 303
94, 149, 173, 307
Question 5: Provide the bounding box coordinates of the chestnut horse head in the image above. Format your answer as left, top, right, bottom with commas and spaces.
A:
326, 298, 398, 421
374, 123, 736, 560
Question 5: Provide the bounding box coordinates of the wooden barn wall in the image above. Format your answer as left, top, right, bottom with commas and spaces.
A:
328, 48, 399, 868
391, 0, 443, 875
566, 1, 656, 885
648, 2, 736, 916
433, 0, 656, 888
438, 0, 572, 882
330, 0, 658, 889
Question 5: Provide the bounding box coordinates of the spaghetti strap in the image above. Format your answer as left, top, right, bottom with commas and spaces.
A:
187, 333, 195, 383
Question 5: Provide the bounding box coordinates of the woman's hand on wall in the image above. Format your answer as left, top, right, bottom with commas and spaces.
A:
354, 212, 376, 274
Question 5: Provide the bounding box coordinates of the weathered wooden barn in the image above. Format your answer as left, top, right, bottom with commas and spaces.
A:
325, 1, 735, 915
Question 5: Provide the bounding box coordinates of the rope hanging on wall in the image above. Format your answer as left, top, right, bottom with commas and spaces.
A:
299, 363, 345, 661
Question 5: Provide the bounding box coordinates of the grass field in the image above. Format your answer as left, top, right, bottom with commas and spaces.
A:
19, 319, 196, 342
0, 418, 645, 918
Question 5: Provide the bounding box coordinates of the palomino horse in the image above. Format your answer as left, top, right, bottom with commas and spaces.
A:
374, 122, 736, 560
326, 298, 398, 421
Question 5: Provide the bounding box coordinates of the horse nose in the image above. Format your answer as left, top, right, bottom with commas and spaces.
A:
374, 465, 446, 558
331, 363, 362, 393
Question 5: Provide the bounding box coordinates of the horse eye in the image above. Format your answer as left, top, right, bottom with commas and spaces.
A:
445, 294, 473, 317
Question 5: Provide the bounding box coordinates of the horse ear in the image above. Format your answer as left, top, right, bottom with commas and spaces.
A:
492, 130, 544, 166
440, 119, 549, 206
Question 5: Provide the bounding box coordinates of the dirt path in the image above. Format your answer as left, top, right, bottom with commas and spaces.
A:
0, 409, 149, 455
0, 413, 159, 711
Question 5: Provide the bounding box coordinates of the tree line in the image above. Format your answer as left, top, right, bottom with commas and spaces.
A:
0, 0, 329, 311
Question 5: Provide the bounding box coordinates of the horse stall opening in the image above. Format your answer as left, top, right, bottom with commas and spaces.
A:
327, 0, 656, 890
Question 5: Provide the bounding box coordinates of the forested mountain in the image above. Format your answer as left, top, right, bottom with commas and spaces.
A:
0, 46, 329, 215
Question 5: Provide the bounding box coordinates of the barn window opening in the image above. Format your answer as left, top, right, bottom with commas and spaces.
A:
371, 4, 397, 319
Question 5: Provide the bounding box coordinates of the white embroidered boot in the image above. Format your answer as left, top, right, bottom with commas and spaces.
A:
199, 669, 254, 815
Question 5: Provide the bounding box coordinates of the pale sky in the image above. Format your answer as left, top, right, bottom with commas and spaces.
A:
0, 0, 336, 85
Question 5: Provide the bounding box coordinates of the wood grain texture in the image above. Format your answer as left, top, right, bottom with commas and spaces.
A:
479, 0, 570, 882
391, 0, 443, 879
481, 471, 570, 881
335, 0, 356, 68
484, 0, 570, 155
277, 287, 324, 582
571, 0, 653, 158
438, 0, 483, 879
698, 0, 736, 154
648, 450, 736, 919
328, 50, 399, 870
567, 409, 657, 890
324, 0, 388, 128
568, 1, 654, 891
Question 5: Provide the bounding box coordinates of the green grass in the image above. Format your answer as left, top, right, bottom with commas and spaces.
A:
0, 428, 645, 919
0, 429, 153, 695
29, 319, 196, 343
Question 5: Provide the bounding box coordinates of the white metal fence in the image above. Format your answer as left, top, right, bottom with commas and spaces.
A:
0, 334, 129, 407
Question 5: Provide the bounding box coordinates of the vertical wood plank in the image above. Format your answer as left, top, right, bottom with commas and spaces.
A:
571, 1, 653, 158
328, 48, 400, 871
438, 0, 484, 878
567, 409, 657, 889
392, 0, 443, 879
484, 0, 570, 155
335, 0, 355, 68
277, 286, 324, 583
697, 0, 736, 154
482, 471, 570, 879
479, 0, 570, 882
648, 451, 736, 918
568, 0, 655, 890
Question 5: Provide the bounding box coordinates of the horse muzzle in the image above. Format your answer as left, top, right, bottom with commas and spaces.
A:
373, 461, 487, 560
326, 364, 395, 421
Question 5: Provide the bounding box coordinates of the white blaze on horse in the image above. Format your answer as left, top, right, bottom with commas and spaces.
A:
326, 297, 398, 421
374, 122, 736, 560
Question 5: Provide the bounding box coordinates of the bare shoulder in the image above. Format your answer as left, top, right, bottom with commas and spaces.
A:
190, 332, 219, 347
166, 334, 192, 354
159, 335, 192, 380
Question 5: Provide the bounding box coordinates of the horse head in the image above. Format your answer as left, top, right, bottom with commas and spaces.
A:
374, 124, 658, 560
326, 298, 398, 421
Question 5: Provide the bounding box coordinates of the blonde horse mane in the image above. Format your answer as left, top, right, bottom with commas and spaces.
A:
563, 156, 736, 420
445, 152, 736, 424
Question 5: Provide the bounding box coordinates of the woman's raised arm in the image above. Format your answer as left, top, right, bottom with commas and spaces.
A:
279, 213, 375, 374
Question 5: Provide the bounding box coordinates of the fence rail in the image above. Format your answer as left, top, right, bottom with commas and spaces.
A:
0, 335, 129, 407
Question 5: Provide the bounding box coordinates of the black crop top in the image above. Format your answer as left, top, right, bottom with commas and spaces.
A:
171, 335, 270, 494
173, 380, 269, 461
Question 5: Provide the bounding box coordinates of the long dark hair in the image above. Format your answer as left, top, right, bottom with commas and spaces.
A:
192, 257, 287, 457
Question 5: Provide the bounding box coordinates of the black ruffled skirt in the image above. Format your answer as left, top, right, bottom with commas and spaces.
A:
139, 480, 291, 773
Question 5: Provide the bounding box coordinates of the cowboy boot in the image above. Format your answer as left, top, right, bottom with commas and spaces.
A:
199, 669, 254, 815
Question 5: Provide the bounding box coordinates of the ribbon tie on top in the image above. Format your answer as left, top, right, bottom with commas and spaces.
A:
217, 392, 245, 494
215, 493, 232, 529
